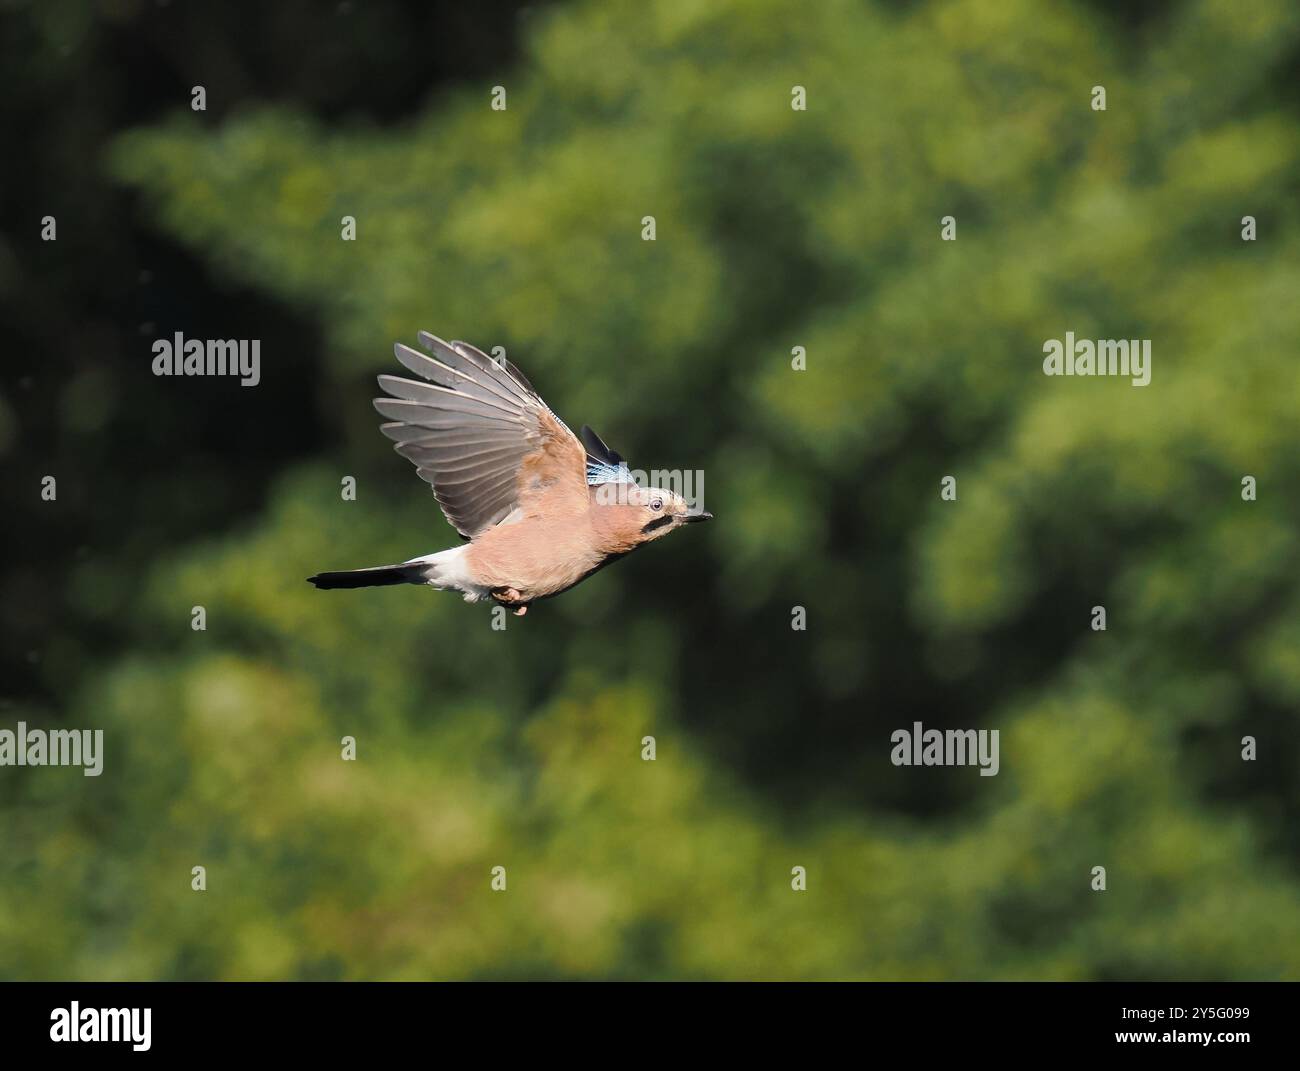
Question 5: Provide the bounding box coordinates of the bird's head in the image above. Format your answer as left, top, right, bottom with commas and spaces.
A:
592, 481, 712, 550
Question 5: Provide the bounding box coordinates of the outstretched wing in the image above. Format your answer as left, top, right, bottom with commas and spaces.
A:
374, 333, 588, 539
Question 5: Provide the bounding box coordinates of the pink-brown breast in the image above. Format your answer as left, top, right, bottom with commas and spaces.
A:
463, 491, 649, 600
463, 512, 605, 599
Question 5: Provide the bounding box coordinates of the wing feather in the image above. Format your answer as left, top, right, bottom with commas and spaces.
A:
375, 333, 590, 538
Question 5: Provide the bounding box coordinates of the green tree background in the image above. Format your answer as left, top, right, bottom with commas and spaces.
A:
2, 0, 1299, 979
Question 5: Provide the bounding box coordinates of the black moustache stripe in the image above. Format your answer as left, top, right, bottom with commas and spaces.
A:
640, 514, 675, 534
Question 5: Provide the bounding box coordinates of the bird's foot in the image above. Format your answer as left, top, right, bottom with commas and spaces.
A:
491, 587, 530, 616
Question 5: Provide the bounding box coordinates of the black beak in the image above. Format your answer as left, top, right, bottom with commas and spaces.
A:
683, 509, 713, 523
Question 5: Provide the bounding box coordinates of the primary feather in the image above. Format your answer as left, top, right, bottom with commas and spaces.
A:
374, 334, 587, 539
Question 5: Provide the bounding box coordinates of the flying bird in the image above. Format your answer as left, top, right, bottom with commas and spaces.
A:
308, 333, 711, 615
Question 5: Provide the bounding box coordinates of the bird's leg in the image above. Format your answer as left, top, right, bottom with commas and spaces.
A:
490, 587, 529, 616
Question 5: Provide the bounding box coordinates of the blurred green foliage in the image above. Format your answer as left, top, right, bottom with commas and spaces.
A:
3, 0, 1300, 979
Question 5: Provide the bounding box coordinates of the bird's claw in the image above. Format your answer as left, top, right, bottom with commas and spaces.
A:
492, 587, 529, 616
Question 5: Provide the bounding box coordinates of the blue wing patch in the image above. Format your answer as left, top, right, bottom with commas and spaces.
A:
586, 460, 636, 486
581, 425, 635, 485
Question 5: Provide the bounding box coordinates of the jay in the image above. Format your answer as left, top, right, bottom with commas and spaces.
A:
308, 332, 711, 615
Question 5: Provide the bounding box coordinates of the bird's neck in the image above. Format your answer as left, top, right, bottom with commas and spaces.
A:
588, 503, 646, 556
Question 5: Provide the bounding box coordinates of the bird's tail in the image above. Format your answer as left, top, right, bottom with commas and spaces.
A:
307, 562, 433, 589
307, 547, 473, 593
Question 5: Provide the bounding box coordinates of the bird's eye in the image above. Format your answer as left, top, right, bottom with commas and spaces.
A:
650, 498, 663, 511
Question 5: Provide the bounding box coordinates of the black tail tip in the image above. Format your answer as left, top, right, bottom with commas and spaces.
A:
307, 573, 353, 589
306, 565, 422, 589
